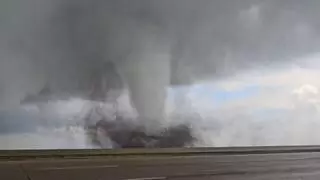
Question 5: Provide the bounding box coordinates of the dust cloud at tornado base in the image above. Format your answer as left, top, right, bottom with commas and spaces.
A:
1, 0, 320, 148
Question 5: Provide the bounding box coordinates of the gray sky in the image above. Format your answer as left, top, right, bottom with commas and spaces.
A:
2, 0, 320, 106
2, 0, 320, 148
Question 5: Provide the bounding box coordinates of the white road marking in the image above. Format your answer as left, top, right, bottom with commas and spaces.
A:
125, 177, 167, 180
36, 165, 118, 170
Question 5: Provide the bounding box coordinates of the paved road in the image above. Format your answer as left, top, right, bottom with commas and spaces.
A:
3, 147, 320, 180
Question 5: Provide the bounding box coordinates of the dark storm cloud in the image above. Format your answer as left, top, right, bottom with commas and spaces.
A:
1, 0, 320, 106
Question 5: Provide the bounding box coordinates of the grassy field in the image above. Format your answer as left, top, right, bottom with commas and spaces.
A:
1, 146, 320, 160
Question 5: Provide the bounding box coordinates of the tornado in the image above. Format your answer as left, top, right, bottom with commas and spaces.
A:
120, 54, 171, 134
117, 26, 172, 134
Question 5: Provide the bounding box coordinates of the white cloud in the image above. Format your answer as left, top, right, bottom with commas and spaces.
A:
180, 52, 320, 146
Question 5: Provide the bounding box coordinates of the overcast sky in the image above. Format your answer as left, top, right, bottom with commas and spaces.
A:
2, 0, 320, 149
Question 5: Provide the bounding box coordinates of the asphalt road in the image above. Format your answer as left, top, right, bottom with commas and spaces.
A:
3, 147, 320, 180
